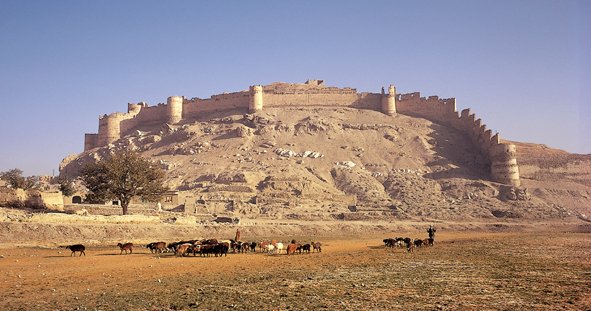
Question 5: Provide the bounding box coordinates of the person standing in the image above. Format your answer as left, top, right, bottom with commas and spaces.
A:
235, 228, 241, 242
427, 225, 436, 238
427, 225, 436, 246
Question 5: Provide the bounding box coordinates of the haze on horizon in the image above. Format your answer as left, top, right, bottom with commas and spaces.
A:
0, 0, 589, 176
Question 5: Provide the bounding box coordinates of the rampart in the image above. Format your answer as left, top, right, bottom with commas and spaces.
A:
396, 93, 520, 186
82, 80, 519, 186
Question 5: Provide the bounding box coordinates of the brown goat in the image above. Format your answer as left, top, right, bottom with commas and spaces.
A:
287, 243, 299, 256
65, 244, 86, 256
147, 241, 167, 253
117, 243, 133, 255
175, 243, 192, 257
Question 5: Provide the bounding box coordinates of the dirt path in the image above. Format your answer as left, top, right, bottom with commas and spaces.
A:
0, 230, 589, 310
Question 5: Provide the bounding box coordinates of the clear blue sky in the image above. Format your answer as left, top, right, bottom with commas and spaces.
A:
1, 1, 589, 176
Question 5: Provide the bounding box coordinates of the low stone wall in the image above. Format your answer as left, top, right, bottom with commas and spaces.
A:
63, 204, 164, 216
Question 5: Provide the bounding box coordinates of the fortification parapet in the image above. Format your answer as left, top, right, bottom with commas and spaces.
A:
167, 96, 183, 124
305, 79, 324, 86
249, 85, 263, 113
127, 102, 146, 114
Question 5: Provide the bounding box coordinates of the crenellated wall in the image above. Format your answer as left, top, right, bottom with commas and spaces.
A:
82, 80, 520, 186
396, 92, 520, 186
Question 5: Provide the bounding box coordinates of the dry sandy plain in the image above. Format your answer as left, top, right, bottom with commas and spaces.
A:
1, 221, 589, 311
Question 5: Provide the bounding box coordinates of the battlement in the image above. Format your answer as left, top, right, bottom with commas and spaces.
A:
396, 91, 520, 186
262, 81, 357, 95
82, 80, 519, 186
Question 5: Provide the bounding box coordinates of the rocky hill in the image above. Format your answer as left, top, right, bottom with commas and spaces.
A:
60, 107, 591, 221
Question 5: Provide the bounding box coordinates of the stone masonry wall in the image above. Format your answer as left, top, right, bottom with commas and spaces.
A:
183, 91, 250, 119
397, 92, 520, 186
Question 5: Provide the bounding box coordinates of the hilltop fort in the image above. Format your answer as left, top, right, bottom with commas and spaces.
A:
83, 80, 520, 187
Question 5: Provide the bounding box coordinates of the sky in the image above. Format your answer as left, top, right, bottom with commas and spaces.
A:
0, 0, 589, 176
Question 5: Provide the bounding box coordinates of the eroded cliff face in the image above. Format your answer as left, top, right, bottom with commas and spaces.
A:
61, 107, 590, 220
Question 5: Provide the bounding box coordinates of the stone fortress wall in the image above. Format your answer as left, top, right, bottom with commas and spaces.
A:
396, 93, 520, 186
83, 80, 519, 186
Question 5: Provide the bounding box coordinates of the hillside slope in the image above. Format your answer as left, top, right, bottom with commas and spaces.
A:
60, 107, 590, 220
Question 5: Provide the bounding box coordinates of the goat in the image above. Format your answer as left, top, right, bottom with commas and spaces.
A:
312, 242, 322, 253
383, 238, 395, 248
264, 244, 275, 254
117, 243, 133, 255
407, 241, 414, 253
65, 244, 86, 256
146, 241, 167, 253
214, 242, 229, 257
287, 243, 298, 255
259, 241, 270, 253
274, 242, 285, 254
299, 243, 311, 254
414, 239, 423, 248
240, 242, 250, 254
175, 243, 192, 257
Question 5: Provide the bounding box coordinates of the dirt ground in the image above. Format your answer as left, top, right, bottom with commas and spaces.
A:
0, 226, 589, 311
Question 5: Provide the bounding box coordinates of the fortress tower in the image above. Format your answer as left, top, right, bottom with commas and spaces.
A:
97, 113, 123, 146
489, 143, 521, 186
249, 85, 263, 113
167, 96, 183, 124
381, 84, 397, 116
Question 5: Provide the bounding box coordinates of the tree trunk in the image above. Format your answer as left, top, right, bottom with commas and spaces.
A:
121, 202, 129, 215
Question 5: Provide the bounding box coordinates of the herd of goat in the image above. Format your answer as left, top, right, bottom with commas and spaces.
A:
383, 237, 435, 252
64, 239, 323, 257
63, 236, 434, 257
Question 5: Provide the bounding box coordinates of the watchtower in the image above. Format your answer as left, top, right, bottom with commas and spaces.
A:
249, 85, 263, 113
167, 96, 183, 124
381, 84, 397, 116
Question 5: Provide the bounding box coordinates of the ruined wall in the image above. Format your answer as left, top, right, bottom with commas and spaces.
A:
84, 134, 98, 151
397, 92, 520, 186
183, 91, 250, 119
264, 92, 361, 107
260, 82, 381, 109
354, 93, 382, 110
103, 104, 169, 141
